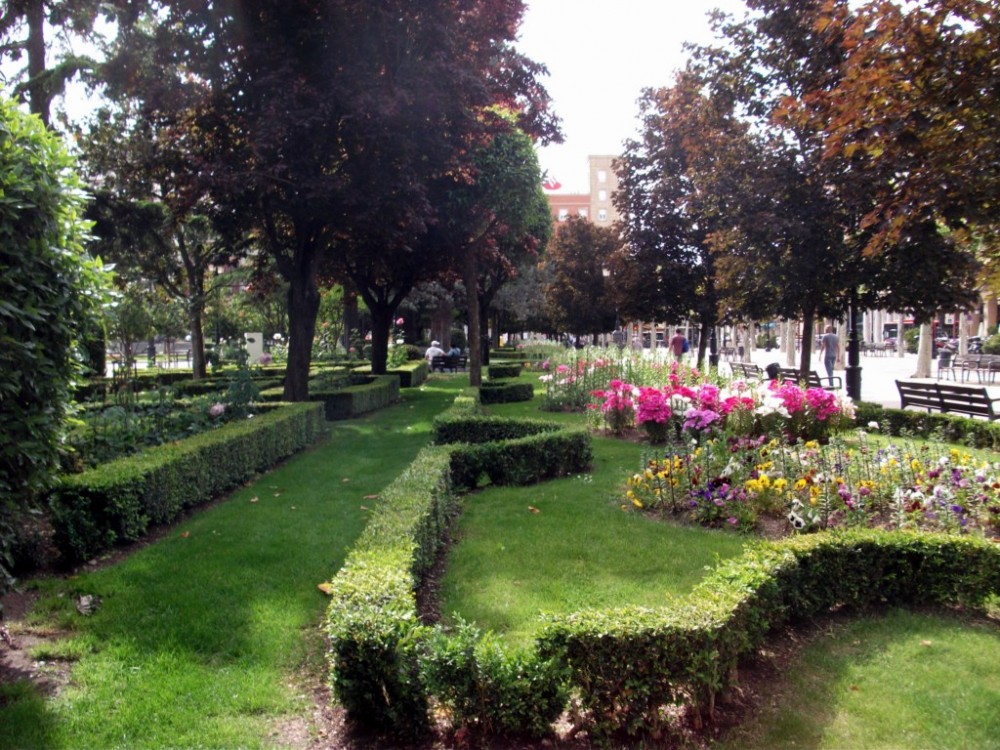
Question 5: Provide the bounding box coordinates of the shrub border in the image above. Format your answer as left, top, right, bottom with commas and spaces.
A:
49, 402, 326, 563
325, 391, 591, 737
326, 394, 1000, 740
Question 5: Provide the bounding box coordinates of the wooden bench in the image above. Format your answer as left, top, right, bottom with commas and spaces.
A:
773, 367, 842, 391
729, 361, 763, 380
430, 354, 468, 372
896, 379, 1000, 420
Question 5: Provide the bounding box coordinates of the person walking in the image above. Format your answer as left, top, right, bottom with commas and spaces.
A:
669, 329, 688, 362
818, 325, 839, 379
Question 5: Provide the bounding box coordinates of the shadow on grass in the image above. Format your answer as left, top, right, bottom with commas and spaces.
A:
0, 377, 467, 749
716, 607, 1000, 750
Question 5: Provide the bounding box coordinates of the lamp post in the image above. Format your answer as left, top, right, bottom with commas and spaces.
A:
845, 291, 862, 401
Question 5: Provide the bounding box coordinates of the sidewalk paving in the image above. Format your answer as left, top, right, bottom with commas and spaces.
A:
739, 347, 998, 408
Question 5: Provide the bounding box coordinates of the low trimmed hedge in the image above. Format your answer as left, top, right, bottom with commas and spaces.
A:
478, 380, 534, 405
259, 373, 400, 420
854, 400, 1000, 449
49, 402, 326, 563
325, 445, 457, 736
537, 530, 1000, 740
356, 360, 428, 388
487, 363, 522, 380
432, 415, 559, 445
325, 392, 585, 739
447, 427, 592, 491
328, 391, 1000, 742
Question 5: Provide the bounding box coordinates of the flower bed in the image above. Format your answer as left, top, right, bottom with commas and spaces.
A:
627, 432, 1000, 537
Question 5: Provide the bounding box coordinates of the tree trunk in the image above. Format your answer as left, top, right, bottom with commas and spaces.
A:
799, 308, 815, 377
464, 251, 482, 387
26, 0, 50, 126
432, 296, 453, 348
368, 304, 393, 374
914, 322, 933, 378
785, 319, 797, 367
283, 268, 321, 401
189, 306, 207, 379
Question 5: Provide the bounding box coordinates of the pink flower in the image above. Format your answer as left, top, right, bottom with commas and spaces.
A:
209, 402, 226, 417
636, 387, 672, 425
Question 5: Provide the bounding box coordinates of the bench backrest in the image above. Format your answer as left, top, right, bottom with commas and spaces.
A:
896, 379, 998, 419
730, 362, 762, 379
776, 367, 825, 388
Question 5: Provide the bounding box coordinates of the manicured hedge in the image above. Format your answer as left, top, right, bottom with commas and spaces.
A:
447, 427, 592, 491
325, 391, 582, 739
260, 373, 400, 420
353, 360, 429, 388
325, 445, 456, 736
432, 415, 558, 445
537, 530, 1000, 740
854, 400, 1000, 449
487, 363, 522, 380
49, 402, 326, 563
478, 380, 534, 405
328, 389, 1000, 742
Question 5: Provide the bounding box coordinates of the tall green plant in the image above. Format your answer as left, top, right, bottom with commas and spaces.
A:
0, 94, 108, 598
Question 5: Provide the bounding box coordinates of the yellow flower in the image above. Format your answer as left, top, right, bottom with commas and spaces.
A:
795, 479, 808, 491
774, 478, 788, 492
632, 497, 644, 508
804, 440, 819, 449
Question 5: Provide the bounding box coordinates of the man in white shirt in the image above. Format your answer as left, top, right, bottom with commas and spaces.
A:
425, 340, 445, 368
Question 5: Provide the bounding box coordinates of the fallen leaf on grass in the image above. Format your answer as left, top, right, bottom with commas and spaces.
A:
849, 685, 859, 692
341, 478, 351, 483
920, 640, 933, 647
363, 494, 379, 500
249, 496, 259, 503
528, 506, 541, 514
360, 506, 370, 511
273, 492, 282, 497
317, 582, 334, 595
180, 531, 190, 538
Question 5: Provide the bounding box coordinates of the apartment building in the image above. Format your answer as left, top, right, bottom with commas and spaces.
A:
545, 155, 620, 228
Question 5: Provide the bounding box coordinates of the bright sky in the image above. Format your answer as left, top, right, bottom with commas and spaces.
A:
516, 0, 749, 194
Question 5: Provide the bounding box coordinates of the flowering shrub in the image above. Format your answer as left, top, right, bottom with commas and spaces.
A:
625, 430, 1000, 537
585, 371, 854, 446
589, 380, 637, 435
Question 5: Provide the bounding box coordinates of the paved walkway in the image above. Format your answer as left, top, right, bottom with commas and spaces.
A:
737, 347, 991, 408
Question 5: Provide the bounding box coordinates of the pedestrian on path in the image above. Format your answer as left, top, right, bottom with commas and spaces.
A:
818, 325, 839, 379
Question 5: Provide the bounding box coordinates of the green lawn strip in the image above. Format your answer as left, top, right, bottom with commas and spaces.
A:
439, 380, 748, 649
716, 608, 1000, 750
0, 377, 465, 750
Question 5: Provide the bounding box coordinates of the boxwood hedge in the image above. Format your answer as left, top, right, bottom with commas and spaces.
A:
49, 402, 325, 563
327, 390, 1000, 741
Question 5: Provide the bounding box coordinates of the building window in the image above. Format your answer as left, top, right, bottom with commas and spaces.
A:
598, 189, 607, 202
597, 169, 607, 183
558, 208, 569, 221
597, 209, 608, 222
578, 208, 588, 218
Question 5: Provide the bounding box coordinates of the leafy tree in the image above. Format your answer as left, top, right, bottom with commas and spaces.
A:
612, 73, 749, 366
0, 0, 109, 125
0, 95, 107, 590
691, 0, 979, 373
801, 0, 1000, 254
104, 1, 556, 397
423, 115, 552, 384
543, 216, 618, 343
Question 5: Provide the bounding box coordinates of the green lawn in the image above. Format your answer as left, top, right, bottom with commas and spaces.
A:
437, 433, 748, 648
4, 370, 999, 749
715, 608, 1000, 750
0, 377, 464, 750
